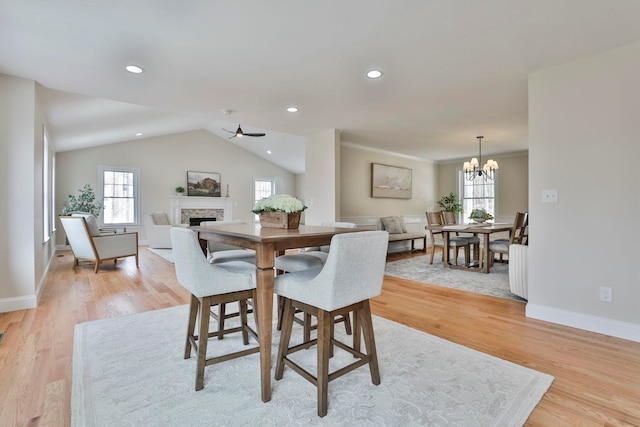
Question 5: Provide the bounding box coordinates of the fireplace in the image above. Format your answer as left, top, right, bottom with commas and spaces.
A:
189, 217, 217, 226
170, 196, 234, 224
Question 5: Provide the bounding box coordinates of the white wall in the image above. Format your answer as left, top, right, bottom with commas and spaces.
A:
0, 75, 55, 312
437, 152, 529, 221
527, 41, 640, 341
55, 129, 296, 244
340, 143, 437, 218
303, 129, 339, 224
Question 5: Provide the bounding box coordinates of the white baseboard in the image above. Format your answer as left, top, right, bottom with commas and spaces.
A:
526, 303, 640, 343
0, 295, 38, 313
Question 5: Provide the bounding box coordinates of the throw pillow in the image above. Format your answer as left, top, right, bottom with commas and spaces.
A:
398, 216, 408, 233
381, 216, 406, 234
151, 212, 170, 225
72, 213, 102, 236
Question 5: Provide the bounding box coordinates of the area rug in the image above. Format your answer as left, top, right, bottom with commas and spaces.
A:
385, 253, 525, 302
147, 247, 174, 263
72, 305, 552, 426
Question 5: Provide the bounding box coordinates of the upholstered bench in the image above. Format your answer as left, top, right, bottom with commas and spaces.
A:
380, 216, 426, 253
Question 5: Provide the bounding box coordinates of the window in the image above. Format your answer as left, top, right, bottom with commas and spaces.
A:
253, 178, 275, 222
458, 169, 497, 224
98, 166, 140, 226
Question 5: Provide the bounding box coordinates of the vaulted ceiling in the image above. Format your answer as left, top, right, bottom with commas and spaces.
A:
3, 1, 640, 173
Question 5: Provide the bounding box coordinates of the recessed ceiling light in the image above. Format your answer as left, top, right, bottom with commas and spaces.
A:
286, 107, 298, 113
366, 69, 383, 79
266, 150, 272, 154
135, 132, 142, 136
125, 65, 144, 74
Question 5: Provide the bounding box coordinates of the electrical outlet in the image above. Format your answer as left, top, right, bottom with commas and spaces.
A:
599, 286, 612, 303
542, 189, 558, 203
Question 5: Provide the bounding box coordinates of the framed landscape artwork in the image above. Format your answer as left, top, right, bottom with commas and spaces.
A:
371, 163, 412, 199
187, 171, 221, 197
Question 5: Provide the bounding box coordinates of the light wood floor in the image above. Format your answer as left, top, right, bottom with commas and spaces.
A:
1, 248, 639, 426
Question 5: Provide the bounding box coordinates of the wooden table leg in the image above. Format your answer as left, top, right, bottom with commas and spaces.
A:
255, 243, 275, 402
442, 231, 450, 267
482, 234, 490, 274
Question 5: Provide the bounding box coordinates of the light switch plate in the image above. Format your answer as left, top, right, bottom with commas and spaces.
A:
542, 189, 558, 203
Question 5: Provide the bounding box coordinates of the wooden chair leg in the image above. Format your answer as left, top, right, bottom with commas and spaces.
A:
429, 244, 436, 264
276, 295, 284, 331
251, 294, 259, 329
217, 303, 226, 340
275, 298, 295, 380
464, 245, 470, 265
239, 300, 249, 345
359, 300, 381, 385
353, 309, 361, 354
329, 316, 335, 358
184, 294, 198, 359
196, 296, 212, 391
342, 312, 352, 335
317, 309, 331, 417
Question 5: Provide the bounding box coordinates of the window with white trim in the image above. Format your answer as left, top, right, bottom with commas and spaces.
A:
458, 169, 497, 224
253, 178, 275, 222
98, 166, 140, 226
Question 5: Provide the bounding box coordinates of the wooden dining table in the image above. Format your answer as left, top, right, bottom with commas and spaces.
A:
427, 223, 513, 273
190, 223, 358, 403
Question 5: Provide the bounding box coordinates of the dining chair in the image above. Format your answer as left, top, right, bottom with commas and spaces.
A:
274, 221, 358, 272
199, 220, 256, 264
487, 211, 528, 265
274, 230, 388, 417
442, 211, 481, 263
274, 221, 358, 339
199, 220, 259, 336
170, 227, 259, 391
425, 211, 470, 265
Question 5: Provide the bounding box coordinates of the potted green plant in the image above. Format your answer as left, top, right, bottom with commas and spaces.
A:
468, 208, 494, 223
252, 194, 307, 229
436, 192, 463, 213
175, 186, 185, 196
60, 184, 103, 217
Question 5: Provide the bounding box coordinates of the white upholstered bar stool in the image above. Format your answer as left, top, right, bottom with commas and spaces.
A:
199, 220, 256, 264
274, 230, 388, 417
199, 220, 258, 333
170, 227, 259, 391
274, 221, 357, 337
274, 221, 358, 272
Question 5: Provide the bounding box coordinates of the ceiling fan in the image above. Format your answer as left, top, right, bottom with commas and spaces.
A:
223, 124, 266, 139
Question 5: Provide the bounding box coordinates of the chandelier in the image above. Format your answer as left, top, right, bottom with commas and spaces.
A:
463, 136, 499, 181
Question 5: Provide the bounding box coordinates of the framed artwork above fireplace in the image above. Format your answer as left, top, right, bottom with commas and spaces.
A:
187, 171, 221, 197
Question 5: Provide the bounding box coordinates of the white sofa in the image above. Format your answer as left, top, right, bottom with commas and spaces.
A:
143, 212, 173, 248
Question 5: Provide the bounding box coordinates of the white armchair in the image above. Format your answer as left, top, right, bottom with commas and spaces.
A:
60, 215, 139, 273
143, 212, 173, 248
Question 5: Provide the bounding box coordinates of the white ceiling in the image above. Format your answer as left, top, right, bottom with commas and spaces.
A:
3, 1, 640, 174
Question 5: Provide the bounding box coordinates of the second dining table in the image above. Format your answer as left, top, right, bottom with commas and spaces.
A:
427, 222, 513, 273
190, 222, 359, 403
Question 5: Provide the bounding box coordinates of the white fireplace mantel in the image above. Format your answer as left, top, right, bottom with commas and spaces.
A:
170, 196, 234, 224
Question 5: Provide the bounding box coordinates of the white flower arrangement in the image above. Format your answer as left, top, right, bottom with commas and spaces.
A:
468, 208, 494, 222
252, 194, 307, 214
